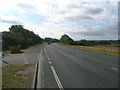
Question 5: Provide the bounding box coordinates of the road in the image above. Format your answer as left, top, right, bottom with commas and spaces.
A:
38, 43, 118, 88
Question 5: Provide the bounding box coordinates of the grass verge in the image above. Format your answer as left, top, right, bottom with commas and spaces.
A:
60, 44, 119, 57
2, 64, 35, 88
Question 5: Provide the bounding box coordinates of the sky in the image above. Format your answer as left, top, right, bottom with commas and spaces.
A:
0, 0, 119, 40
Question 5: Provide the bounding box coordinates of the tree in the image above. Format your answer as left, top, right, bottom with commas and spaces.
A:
2, 25, 43, 50
60, 34, 74, 45
44, 37, 52, 42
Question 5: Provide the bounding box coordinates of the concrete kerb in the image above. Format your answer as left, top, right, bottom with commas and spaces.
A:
31, 48, 42, 89
36, 48, 43, 88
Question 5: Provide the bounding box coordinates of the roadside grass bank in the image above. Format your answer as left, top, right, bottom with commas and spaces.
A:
2, 64, 35, 88
60, 44, 119, 57
2, 43, 45, 88
21, 43, 45, 53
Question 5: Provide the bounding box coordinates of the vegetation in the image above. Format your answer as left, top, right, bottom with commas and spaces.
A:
74, 39, 119, 46
60, 34, 74, 45
60, 34, 119, 46
1, 25, 119, 51
2, 25, 43, 51
44, 37, 59, 43
59, 34, 119, 57
2, 64, 35, 88
61, 44, 120, 57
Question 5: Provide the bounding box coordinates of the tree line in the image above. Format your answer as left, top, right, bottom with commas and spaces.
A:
1, 25, 119, 51
59, 34, 119, 46
43, 34, 119, 46
2, 25, 43, 51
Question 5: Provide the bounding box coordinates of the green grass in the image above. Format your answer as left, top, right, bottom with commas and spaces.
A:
2, 64, 34, 88
61, 44, 119, 57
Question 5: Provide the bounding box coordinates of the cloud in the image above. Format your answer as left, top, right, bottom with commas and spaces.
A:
67, 21, 118, 40
17, 3, 37, 13
67, 3, 82, 9
65, 15, 93, 23
0, 16, 24, 25
0, 0, 118, 40
2, 19, 23, 25
86, 8, 103, 15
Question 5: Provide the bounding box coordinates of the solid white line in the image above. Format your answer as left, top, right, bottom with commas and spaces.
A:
22, 53, 28, 64
112, 67, 118, 71
50, 65, 64, 90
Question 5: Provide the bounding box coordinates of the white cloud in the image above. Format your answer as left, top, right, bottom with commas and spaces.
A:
0, 0, 118, 40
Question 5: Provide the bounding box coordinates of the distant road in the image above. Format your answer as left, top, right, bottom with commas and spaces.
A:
38, 43, 118, 88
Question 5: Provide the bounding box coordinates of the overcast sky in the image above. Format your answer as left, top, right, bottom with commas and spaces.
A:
0, 0, 119, 40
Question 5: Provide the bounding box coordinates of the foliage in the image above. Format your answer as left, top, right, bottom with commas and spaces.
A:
74, 40, 119, 46
60, 34, 74, 45
2, 25, 43, 50
44, 37, 59, 43
60, 34, 119, 46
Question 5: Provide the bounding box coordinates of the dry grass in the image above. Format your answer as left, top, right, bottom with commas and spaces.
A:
61, 44, 120, 57
2, 64, 35, 88
75, 46, 119, 52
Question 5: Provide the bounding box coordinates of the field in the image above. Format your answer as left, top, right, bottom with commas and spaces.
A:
61, 44, 120, 57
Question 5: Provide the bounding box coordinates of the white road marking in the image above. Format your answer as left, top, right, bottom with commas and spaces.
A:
44, 47, 47, 53
48, 58, 50, 61
49, 61, 51, 64
112, 67, 118, 71
22, 53, 28, 64
50, 65, 64, 90
47, 56, 49, 58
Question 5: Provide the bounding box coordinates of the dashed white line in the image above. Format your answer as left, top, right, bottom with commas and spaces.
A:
112, 67, 118, 71
44, 47, 63, 89
50, 65, 64, 90
49, 61, 51, 64
22, 53, 28, 64
48, 58, 50, 61
44, 47, 47, 53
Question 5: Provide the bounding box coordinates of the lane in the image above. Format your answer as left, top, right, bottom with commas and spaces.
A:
39, 48, 58, 88
43, 43, 118, 88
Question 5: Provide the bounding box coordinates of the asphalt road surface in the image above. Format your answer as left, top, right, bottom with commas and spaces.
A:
38, 43, 118, 88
